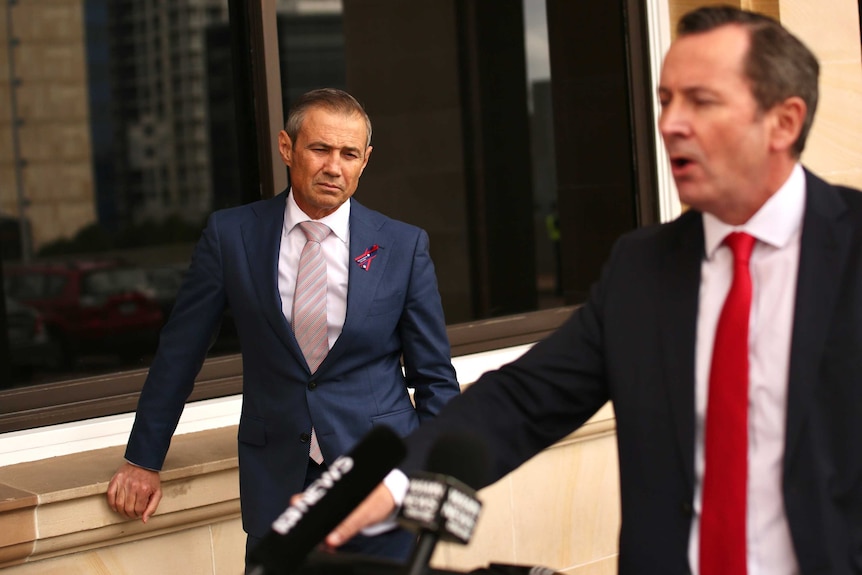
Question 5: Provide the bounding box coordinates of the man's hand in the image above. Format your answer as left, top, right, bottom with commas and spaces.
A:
106, 462, 162, 523
325, 482, 397, 548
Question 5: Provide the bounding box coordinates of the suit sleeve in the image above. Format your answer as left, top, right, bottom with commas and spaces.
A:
398, 229, 461, 423
401, 234, 621, 487
124, 212, 228, 470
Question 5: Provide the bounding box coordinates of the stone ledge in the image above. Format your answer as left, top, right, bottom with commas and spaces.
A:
0, 403, 616, 570
0, 426, 239, 568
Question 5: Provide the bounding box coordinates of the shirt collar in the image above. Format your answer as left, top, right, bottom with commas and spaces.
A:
285, 189, 351, 243
703, 163, 806, 259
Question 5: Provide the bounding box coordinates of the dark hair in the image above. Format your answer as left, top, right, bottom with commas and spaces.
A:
678, 5, 819, 157
285, 88, 373, 148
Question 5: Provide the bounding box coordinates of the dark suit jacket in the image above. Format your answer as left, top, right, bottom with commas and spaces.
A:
125, 192, 460, 537
403, 169, 862, 574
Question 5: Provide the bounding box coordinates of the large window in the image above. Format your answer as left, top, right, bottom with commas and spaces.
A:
0, 0, 657, 432
0, 0, 244, 390
272, 0, 563, 320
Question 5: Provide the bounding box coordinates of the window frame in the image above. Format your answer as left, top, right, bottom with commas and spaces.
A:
0, 306, 576, 434
0, 0, 659, 436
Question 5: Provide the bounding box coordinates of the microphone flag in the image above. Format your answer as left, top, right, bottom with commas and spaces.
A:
399, 471, 482, 545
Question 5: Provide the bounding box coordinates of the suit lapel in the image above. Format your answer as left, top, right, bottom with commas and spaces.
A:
241, 191, 306, 363
659, 213, 704, 492
784, 170, 851, 471
317, 200, 389, 372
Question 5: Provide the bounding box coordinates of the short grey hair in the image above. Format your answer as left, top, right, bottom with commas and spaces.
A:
284, 88, 372, 149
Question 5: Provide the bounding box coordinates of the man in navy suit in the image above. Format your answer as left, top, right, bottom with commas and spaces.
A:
326, 7, 862, 574
106, 88, 460, 564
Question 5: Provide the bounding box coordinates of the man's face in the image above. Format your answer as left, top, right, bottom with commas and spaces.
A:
279, 107, 372, 220
658, 25, 780, 225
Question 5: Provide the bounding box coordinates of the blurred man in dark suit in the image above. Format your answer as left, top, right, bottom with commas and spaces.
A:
326, 8, 862, 574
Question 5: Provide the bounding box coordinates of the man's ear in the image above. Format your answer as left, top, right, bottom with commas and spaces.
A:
769, 96, 806, 154
278, 130, 293, 167
359, 145, 373, 175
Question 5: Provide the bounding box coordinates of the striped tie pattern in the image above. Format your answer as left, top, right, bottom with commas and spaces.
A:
293, 221, 330, 464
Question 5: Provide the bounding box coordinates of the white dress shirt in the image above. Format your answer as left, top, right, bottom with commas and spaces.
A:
278, 190, 351, 349
688, 163, 806, 575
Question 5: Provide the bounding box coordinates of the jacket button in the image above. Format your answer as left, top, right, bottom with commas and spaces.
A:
681, 502, 693, 516
300, 433, 310, 443
308, 380, 317, 390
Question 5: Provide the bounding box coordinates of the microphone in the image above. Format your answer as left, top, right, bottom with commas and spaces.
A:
247, 425, 407, 575
398, 432, 490, 575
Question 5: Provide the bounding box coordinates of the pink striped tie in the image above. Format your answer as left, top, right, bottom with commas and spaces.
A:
293, 221, 330, 464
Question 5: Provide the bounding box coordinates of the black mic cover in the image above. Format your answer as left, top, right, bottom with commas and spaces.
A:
398, 432, 490, 575
247, 425, 407, 575
297, 553, 564, 575
399, 472, 482, 545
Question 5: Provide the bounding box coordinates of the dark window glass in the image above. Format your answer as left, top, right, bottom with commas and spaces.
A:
523, 0, 560, 309
0, 0, 654, 432
275, 0, 559, 323
0, 0, 243, 389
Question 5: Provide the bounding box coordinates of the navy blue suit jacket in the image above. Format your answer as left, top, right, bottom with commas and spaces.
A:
126, 192, 460, 537
402, 169, 862, 574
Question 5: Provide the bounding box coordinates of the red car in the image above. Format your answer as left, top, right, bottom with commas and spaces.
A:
4, 261, 164, 367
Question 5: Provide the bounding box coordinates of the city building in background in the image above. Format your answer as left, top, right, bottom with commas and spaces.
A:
84, 0, 116, 230
107, 0, 230, 229
0, 0, 567, 389
0, 0, 97, 258
0, 0, 657, 420
276, 0, 345, 112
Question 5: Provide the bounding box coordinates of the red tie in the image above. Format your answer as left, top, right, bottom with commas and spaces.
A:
700, 231, 755, 575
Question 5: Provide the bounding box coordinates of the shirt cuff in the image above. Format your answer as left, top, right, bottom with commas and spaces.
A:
124, 459, 160, 472
358, 468, 409, 537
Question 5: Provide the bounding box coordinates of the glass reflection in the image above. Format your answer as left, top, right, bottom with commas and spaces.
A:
0, 0, 562, 390
0, 0, 242, 387
524, 0, 561, 309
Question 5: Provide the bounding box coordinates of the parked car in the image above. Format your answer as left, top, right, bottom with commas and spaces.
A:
141, 263, 240, 354
4, 296, 61, 383
142, 263, 187, 320
4, 261, 164, 366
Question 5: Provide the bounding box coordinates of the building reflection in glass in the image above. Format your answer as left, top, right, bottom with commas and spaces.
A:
0, 0, 560, 389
